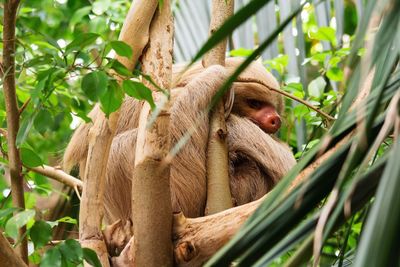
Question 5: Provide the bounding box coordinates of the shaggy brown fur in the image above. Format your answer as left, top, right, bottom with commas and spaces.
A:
63, 58, 296, 223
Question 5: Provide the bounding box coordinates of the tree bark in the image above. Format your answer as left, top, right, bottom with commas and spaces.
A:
131, 1, 174, 266
78, 1, 159, 266
204, 0, 234, 216
0, 233, 27, 267
2, 0, 28, 263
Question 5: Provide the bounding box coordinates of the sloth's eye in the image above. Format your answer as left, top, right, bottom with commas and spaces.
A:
247, 99, 263, 110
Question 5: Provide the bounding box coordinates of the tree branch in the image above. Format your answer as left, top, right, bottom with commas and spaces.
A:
28, 165, 82, 191
0, 232, 27, 267
78, 1, 159, 266
131, 0, 174, 265
204, 0, 234, 215
2, 0, 28, 263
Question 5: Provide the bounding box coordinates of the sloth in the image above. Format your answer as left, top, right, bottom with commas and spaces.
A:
64, 58, 296, 223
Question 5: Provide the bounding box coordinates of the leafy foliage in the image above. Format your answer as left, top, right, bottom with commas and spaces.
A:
0, 0, 398, 266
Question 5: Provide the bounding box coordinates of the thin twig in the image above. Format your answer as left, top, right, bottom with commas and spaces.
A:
18, 98, 30, 115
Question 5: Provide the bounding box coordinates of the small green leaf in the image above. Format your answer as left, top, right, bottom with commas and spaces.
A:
34, 109, 53, 134
309, 26, 337, 46
65, 33, 100, 55
81, 71, 109, 101
92, 0, 111, 15
70, 6, 92, 27
57, 216, 77, 225
310, 51, 332, 64
21, 147, 43, 168
110, 41, 133, 59
229, 48, 253, 57
123, 80, 155, 109
31, 220, 52, 249
100, 81, 124, 116
109, 59, 132, 77
327, 66, 343, 81
284, 82, 303, 93
41, 247, 62, 267
59, 239, 83, 263
5, 210, 36, 239
329, 56, 341, 67
29, 251, 41, 265
16, 114, 37, 146
83, 248, 102, 267
0, 207, 19, 220
24, 55, 53, 68
293, 105, 309, 120
308, 77, 326, 98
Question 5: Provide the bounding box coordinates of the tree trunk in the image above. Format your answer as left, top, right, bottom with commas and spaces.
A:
2, 0, 28, 263
78, 1, 159, 265
204, 0, 234, 216
131, 1, 174, 266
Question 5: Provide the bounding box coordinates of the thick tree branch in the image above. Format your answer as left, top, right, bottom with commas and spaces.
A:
0, 233, 27, 267
132, 1, 174, 266
2, 0, 28, 263
204, 0, 234, 215
78, 1, 159, 266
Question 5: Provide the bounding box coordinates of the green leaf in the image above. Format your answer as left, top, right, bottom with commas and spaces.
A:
24, 55, 53, 68
29, 251, 41, 265
41, 247, 62, 267
309, 26, 337, 46
229, 48, 253, 57
59, 239, 83, 263
81, 71, 109, 101
327, 66, 343, 81
16, 113, 37, 146
109, 59, 132, 77
20, 147, 43, 168
65, 33, 100, 55
70, 6, 92, 27
57, 216, 77, 225
5, 210, 36, 239
34, 109, 53, 134
0, 207, 19, 220
284, 82, 304, 98
122, 80, 155, 109
329, 56, 341, 67
308, 77, 326, 98
30, 220, 52, 249
310, 51, 332, 64
110, 41, 133, 59
83, 248, 102, 267
92, 0, 111, 15
99, 81, 124, 116
354, 139, 400, 267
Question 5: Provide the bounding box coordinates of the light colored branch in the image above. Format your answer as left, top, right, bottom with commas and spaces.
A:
28, 165, 82, 191
0, 233, 27, 267
78, 1, 159, 266
115, 0, 159, 71
2, 0, 28, 263
204, 0, 234, 216
114, 196, 265, 266
0, 130, 82, 191
131, 1, 174, 266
